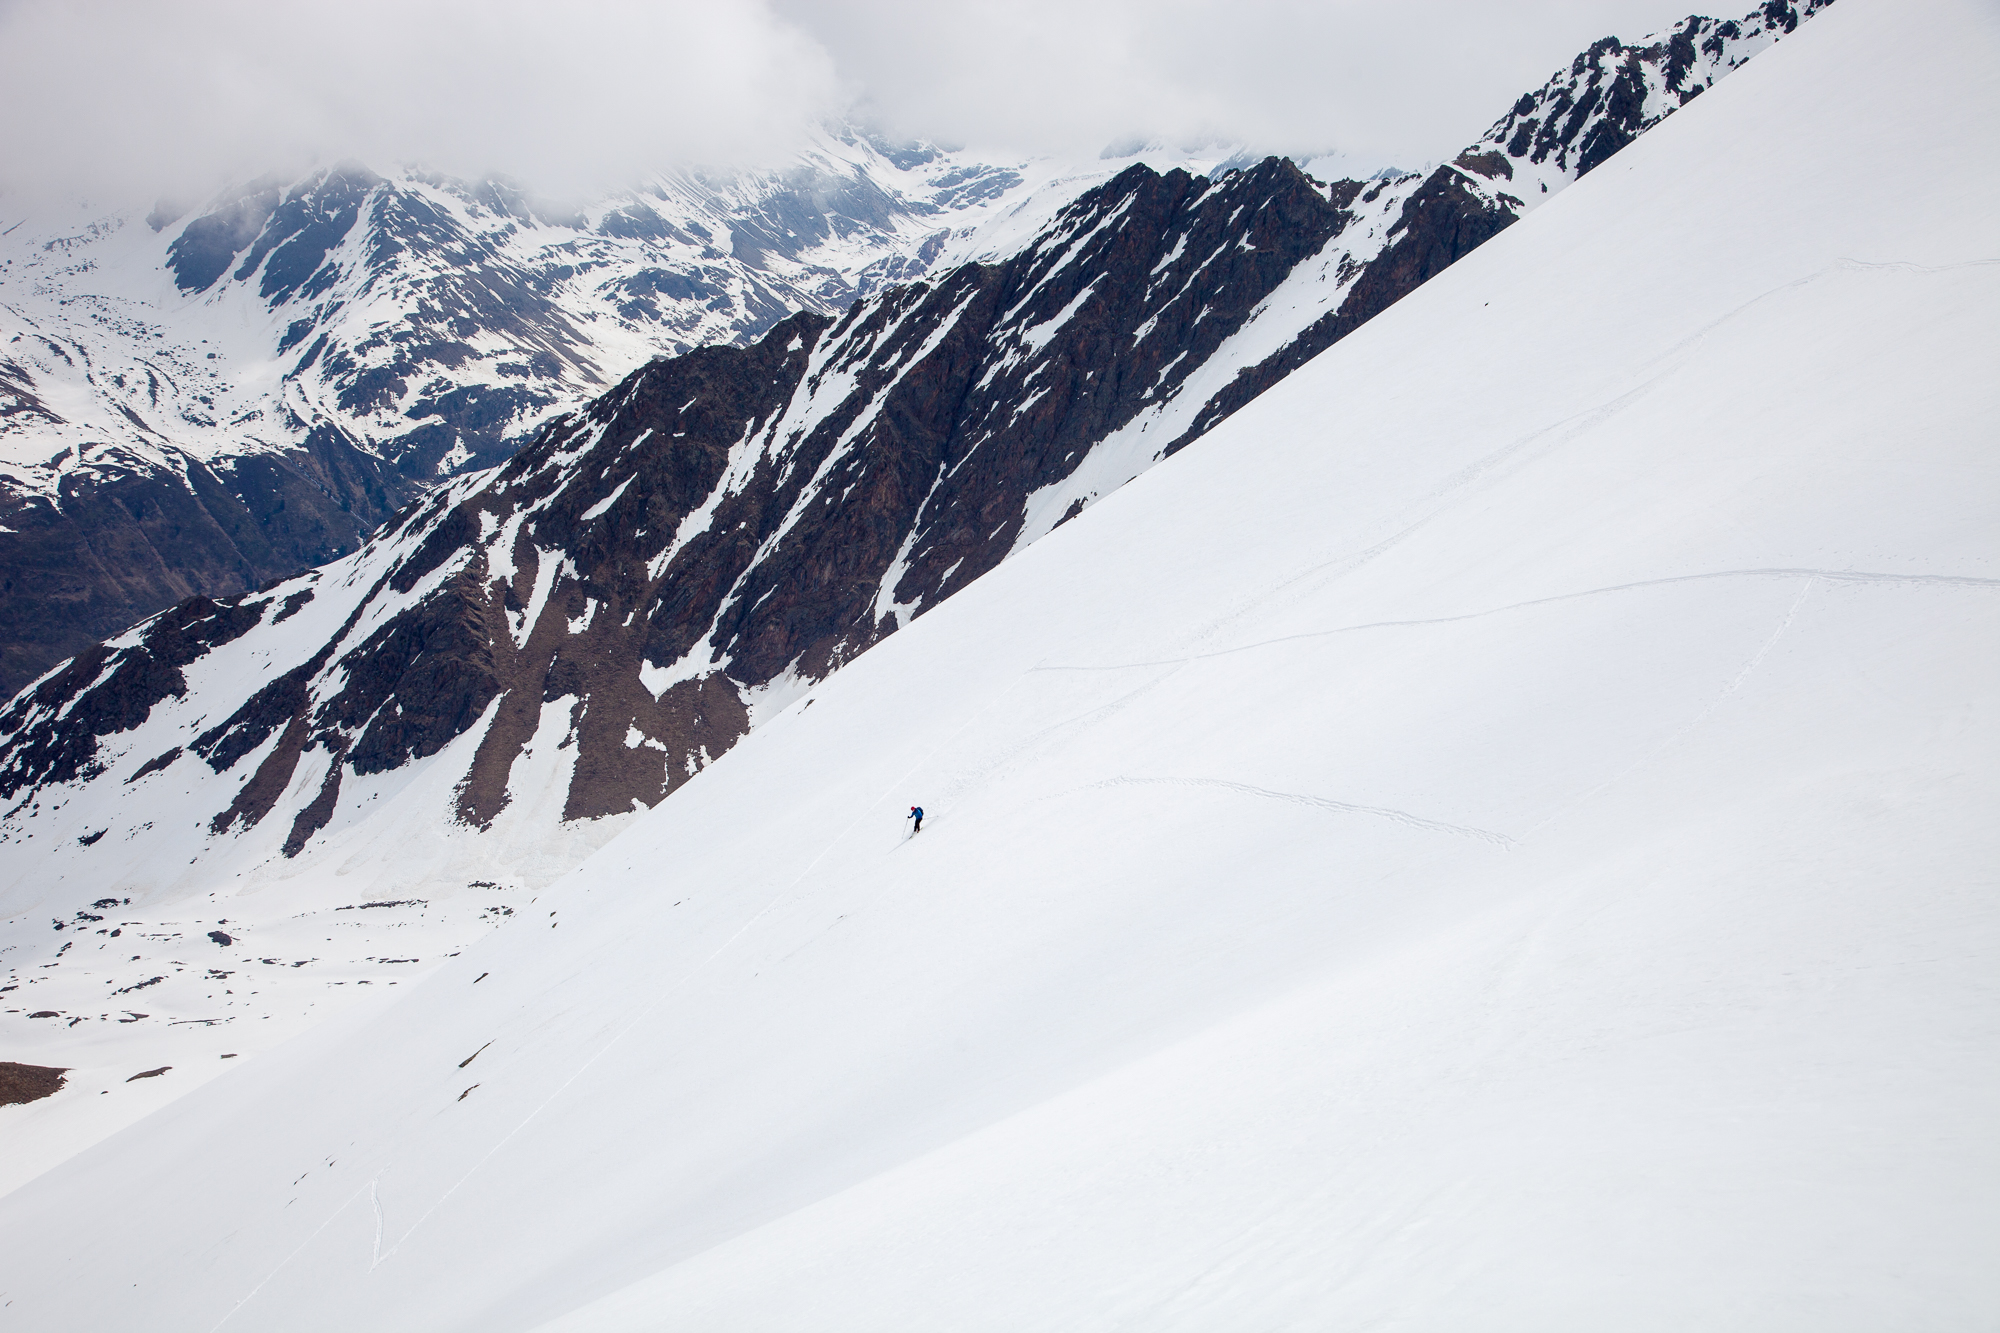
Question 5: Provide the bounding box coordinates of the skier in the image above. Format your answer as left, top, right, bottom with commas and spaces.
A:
908, 805, 924, 834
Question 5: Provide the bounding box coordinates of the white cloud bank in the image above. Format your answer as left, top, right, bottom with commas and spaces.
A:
0, 0, 1693, 200
0, 0, 843, 200
779, 0, 1684, 165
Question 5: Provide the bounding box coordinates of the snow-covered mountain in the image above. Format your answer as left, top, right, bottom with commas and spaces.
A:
0, 0, 1992, 1322
0, 3, 1827, 700
0, 0, 1843, 1188
2, 130, 1078, 481
0, 130, 1190, 697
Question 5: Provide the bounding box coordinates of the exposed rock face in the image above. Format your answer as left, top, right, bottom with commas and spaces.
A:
0, 1062, 68, 1107
1471, 0, 1836, 193
1155, 165, 1519, 458
0, 1, 1834, 889
0, 431, 410, 698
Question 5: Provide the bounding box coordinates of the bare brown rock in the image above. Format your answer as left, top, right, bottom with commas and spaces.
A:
0, 1062, 68, 1105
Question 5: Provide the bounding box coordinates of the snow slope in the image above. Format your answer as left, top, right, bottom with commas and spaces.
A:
2, 0, 1996, 1325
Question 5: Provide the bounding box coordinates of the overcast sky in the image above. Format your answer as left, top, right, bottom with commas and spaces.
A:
0, 0, 1695, 202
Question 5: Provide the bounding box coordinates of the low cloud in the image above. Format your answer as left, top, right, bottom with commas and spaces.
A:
1, 0, 1692, 204
0, 0, 843, 202
782, 0, 1688, 167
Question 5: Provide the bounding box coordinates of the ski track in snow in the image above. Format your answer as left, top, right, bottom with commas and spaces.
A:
1035, 567, 2000, 672
1520, 572, 1824, 838
1090, 776, 1518, 846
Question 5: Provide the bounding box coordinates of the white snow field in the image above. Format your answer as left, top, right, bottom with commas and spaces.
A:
3, 0, 1997, 1326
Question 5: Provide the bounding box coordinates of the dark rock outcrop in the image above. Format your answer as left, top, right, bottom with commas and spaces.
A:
1478, 0, 1835, 182
0, 1062, 68, 1107
0, 428, 415, 697
1159, 166, 1521, 457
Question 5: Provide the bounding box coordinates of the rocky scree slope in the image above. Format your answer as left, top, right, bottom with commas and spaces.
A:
0, 131, 1053, 697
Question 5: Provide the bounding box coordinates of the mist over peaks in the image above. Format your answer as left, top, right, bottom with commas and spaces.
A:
0, 0, 842, 203
7, 0, 1691, 203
